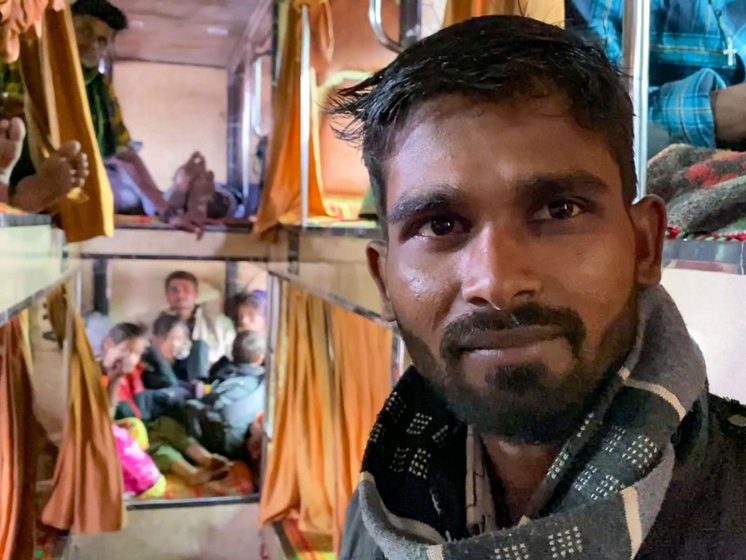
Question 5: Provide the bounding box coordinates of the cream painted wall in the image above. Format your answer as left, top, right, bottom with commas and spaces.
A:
113, 61, 228, 190
106, 260, 267, 332
662, 269, 746, 403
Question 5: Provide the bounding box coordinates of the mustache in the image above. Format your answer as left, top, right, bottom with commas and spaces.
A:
440, 303, 587, 362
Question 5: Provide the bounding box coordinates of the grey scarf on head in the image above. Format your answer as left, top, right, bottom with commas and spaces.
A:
357, 286, 707, 559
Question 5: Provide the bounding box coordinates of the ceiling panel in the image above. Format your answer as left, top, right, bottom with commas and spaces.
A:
112, 0, 262, 68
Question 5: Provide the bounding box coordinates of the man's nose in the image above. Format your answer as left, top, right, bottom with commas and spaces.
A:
460, 226, 541, 310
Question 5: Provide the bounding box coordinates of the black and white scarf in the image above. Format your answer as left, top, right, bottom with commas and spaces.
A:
357, 286, 707, 559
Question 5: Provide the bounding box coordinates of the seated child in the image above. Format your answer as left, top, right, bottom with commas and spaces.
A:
228, 291, 267, 335
186, 331, 266, 462
141, 313, 207, 394
102, 322, 231, 486
112, 422, 165, 499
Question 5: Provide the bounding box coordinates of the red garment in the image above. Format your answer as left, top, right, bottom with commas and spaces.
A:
104, 363, 146, 418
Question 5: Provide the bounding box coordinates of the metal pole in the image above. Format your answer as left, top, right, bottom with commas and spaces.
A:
92, 257, 109, 315
622, 0, 651, 199
368, 0, 422, 53
241, 57, 253, 217
252, 57, 267, 136
368, 0, 402, 52
299, 5, 311, 227
399, 0, 422, 50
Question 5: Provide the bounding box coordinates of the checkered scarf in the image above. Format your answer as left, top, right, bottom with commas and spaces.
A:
357, 286, 707, 559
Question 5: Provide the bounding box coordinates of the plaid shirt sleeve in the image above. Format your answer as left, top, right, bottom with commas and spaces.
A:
106, 78, 132, 151
649, 68, 727, 148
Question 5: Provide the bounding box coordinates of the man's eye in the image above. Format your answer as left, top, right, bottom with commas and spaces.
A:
532, 200, 585, 221
416, 216, 466, 237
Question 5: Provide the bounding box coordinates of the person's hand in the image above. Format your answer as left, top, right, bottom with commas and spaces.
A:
247, 413, 264, 460
168, 209, 206, 239
712, 83, 746, 145
105, 357, 128, 382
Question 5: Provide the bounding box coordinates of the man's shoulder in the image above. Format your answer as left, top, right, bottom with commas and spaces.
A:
708, 393, 746, 450
198, 306, 233, 325
339, 488, 383, 560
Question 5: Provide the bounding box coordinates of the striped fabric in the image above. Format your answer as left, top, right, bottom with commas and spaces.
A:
567, 0, 746, 147
356, 286, 708, 559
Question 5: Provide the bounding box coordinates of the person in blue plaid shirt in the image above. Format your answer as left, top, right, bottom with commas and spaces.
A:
567, 0, 746, 151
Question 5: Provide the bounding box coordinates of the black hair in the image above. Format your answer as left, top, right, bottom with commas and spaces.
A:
228, 291, 267, 326
152, 313, 188, 338
233, 330, 267, 365
72, 0, 128, 32
107, 322, 147, 344
165, 270, 199, 291
330, 15, 636, 221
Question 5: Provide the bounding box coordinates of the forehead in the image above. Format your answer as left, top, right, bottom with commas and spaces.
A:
168, 324, 188, 336
74, 14, 114, 37
167, 279, 196, 290
383, 94, 622, 214
120, 337, 147, 350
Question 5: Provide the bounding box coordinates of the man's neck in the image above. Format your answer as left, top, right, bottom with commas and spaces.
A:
481, 435, 559, 523
174, 306, 197, 321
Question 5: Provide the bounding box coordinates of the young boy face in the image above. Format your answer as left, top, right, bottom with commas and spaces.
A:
154, 324, 189, 362
103, 336, 148, 374
237, 304, 266, 334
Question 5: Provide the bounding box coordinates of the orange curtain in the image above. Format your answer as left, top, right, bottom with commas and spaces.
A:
18, 5, 114, 242
259, 283, 300, 523
0, 0, 65, 63
260, 285, 335, 534
41, 287, 124, 534
444, 0, 565, 27
0, 312, 39, 560
254, 1, 331, 236
260, 283, 393, 549
329, 305, 392, 552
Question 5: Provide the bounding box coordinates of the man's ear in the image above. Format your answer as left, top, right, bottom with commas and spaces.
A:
366, 240, 395, 322
630, 195, 667, 287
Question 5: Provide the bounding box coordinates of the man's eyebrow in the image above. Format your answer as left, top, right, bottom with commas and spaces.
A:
387, 185, 462, 225
386, 172, 611, 224
515, 171, 611, 199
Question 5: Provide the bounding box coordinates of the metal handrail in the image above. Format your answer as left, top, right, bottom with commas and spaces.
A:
300, 4, 312, 227
368, 0, 403, 53
252, 55, 269, 136
622, 0, 651, 199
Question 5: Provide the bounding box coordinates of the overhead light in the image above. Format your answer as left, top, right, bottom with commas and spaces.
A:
206, 26, 230, 37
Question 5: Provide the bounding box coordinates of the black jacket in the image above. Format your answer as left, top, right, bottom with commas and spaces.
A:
340, 395, 746, 559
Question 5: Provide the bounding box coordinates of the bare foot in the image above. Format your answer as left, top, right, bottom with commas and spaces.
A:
185, 464, 231, 486
207, 454, 232, 471
0, 117, 25, 185
11, 141, 89, 212
170, 152, 206, 210
187, 169, 215, 218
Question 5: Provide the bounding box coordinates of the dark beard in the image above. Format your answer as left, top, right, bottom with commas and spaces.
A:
398, 301, 634, 444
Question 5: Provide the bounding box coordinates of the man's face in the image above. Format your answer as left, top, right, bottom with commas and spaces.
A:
166, 279, 198, 316
74, 14, 115, 69
368, 94, 665, 443
154, 325, 188, 361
